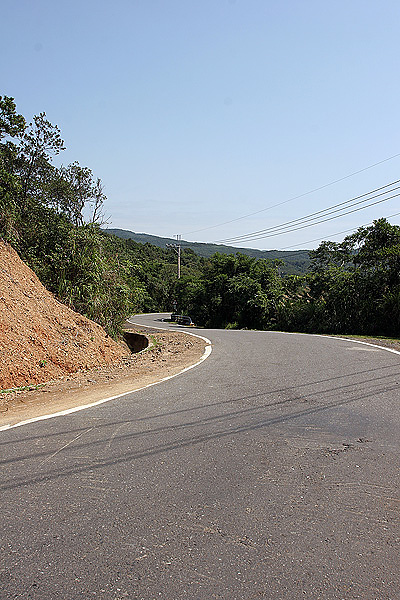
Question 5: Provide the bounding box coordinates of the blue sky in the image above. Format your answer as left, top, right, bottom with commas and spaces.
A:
2, 0, 400, 249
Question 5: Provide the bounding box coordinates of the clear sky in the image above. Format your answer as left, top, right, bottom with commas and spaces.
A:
2, 0, 400, 250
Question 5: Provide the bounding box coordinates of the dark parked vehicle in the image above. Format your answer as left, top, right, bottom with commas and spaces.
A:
171, 314, 194, 326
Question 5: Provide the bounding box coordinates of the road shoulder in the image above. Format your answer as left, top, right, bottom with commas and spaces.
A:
0, 329, 207, 429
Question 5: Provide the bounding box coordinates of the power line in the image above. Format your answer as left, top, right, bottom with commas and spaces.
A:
182, 152, 400, 236
216, 180, 400, 244
278, 210, 400, 251
214, 191, 400, 244
224, 211, 400, 262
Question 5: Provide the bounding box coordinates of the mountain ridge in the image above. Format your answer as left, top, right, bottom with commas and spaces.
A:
103, 228, 311, 274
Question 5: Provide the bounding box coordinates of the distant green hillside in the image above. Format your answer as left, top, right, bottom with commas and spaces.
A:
103, 229, 311, 274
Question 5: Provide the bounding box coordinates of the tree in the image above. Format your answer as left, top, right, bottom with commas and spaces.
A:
349, 218, 400, 280
179, 253, 284, 329
47, 162, 107, 226
304, 219, 400, 336
18, 112, 65, 210
309, 240, 352, 272
0, 95, 25, 138
0, 96, 26, 240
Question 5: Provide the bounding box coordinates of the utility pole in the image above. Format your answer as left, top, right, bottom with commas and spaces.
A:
166, 235, 181, 279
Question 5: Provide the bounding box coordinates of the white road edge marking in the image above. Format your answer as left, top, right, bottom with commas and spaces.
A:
0, 326, 212, 432
279, 330, 400, 356
317, 334, 400, 356
2, 315, 399, 432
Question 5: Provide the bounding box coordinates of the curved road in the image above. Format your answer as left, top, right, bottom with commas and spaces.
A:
1, 314, 399, 599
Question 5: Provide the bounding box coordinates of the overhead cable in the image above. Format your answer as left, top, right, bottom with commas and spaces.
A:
278, 210, 400, 251
182, 152, 400, 236
222, 210, 400, 262
250, 193, 399, 242
216, 180, 400, 243
214, 192, 400, 244
214, 181, 400, 244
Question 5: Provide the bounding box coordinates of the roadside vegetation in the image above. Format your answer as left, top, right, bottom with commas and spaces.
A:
1, 95, 399, 339
174, 217, 400, 338
0, 95, 205, 337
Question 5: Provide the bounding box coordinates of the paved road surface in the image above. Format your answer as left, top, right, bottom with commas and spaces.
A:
1, 314, 399, 599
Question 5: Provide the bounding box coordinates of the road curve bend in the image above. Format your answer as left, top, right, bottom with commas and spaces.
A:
1, 313, 399, 600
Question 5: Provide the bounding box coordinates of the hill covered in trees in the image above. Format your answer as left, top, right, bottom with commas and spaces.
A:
1, 94, 399, 340
104, 229, 311, 274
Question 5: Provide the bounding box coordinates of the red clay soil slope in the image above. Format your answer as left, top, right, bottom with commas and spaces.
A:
0, 241, 129, 390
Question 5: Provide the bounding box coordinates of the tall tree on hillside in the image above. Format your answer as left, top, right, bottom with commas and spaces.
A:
349, 218, 400, 281
0, 96, 25, 138
45, 162, 107, 226
309, 240, 352, 272
0, 96, 26, 239
18, 112, 65, 212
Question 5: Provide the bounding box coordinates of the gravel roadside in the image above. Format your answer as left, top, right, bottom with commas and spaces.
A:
0, 328, 207, 428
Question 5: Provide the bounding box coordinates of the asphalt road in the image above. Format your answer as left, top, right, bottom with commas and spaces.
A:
1, 313, 399, 600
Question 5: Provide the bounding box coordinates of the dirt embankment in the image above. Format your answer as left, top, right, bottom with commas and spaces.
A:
0, 241, 206, 426
0, 240, 130, 390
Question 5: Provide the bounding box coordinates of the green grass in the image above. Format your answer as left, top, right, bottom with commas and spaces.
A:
136, 333, 162, 353
1, 383, 46, 394
148, 334, 160, 347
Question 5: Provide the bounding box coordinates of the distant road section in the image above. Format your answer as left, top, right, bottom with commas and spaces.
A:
1, 313, 399, 599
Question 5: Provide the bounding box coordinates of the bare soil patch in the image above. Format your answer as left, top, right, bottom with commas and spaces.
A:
0, 328, 206, 427
0, 241, 130, 390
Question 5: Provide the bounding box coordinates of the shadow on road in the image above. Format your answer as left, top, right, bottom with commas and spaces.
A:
1, 359, 398, 491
